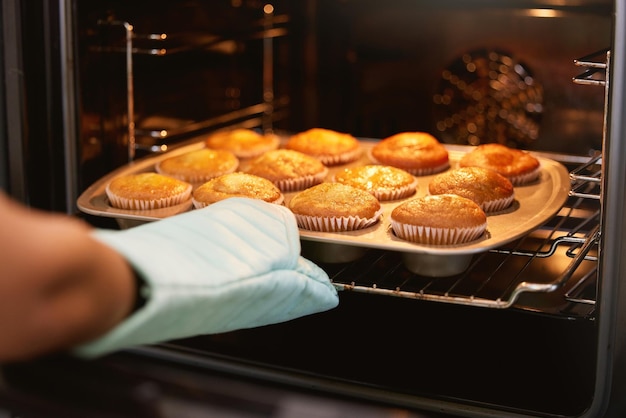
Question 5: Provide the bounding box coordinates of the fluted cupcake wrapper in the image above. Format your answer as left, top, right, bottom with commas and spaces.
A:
481, 194, 515, 213
294, 208, 383, 232
507, 166, 541, 186
318, 148, 363, 166
106, 184, 192, 210
391, 220, 486, 245
275, 168, 329, 192
372, 178, 419, 201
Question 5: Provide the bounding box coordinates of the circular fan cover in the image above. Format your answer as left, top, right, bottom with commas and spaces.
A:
433, 49, 543, 147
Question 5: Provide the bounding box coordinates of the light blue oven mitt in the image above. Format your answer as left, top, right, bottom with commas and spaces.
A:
74, 197, 338, 358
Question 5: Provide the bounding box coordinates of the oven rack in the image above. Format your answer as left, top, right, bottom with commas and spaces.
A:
91, 7, 283, 161
92, 14, 289, 56
326, 187, 599, 317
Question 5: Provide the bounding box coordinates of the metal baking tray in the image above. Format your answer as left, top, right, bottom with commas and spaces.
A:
77, 138, 570, 275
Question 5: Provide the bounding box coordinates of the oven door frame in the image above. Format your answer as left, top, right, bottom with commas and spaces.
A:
0, 0, 79, 213
0, 0, 625, 417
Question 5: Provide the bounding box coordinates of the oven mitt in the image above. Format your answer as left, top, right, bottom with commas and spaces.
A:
73, 197, 339, 358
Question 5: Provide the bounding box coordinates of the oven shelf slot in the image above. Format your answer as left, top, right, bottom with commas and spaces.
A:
564, 267, 598, 306
569, 152, 602, 200
570, 49, 608, 203
573, 48, 609, 87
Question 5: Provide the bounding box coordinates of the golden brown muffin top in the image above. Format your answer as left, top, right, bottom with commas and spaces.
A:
391, 194, 486, 229
193, 172, 283, 204
288, 182, 381, 219
334, 165, 416, 192
285, 128, 361, 157
205, 128, 280, 157
459, 143, 539, 177
371, 132, 449, 170
107, 172, 192, 202
156, 149, 239, 182
428, 167, 514, 206
243, 149, 327, 182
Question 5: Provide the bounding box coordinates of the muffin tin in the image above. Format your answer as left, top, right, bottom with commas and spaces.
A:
77, 138, 571, 276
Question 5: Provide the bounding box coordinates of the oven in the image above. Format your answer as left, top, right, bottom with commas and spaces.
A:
0, 1, 624, 417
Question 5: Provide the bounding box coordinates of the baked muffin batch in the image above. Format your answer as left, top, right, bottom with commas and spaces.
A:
106, 127, 542, 247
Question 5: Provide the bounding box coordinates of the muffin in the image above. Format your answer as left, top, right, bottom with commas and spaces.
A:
428, 166, 515, 212
459, 143, 540, 185
242, 149, 329, 192
288, 183, 383, 232
192, 172, 284, 208
204, 128, 280, 159
333, 164, 418, 201
105, 172, 192, 210
390, 194, 487, 245
370, 132, 450, 175
285, 127, 362, 166
155, 148, 239, 183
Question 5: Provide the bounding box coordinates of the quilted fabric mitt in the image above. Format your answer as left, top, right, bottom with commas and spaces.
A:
74, 197, 338, 357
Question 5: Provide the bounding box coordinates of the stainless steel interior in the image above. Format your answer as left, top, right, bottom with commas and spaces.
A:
4, 1, 626, 418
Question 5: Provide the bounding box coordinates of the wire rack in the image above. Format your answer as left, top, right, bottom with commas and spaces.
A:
324, 51, 609, 318
324, 193, 599, 317
91, 8, 287, 160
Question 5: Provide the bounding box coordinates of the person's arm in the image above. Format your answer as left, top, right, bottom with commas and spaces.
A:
0, 192, 136, 362
0, 192, 339, 362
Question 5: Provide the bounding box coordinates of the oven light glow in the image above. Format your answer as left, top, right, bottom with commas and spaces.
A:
526, 9, 561, 18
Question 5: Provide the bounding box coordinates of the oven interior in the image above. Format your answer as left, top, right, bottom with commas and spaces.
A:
27, 1, 619, 417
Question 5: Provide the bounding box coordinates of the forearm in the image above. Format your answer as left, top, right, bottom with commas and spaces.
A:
0, 193, 136, 362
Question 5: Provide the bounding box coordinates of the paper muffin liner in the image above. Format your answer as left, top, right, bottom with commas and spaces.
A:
390, 220, 486, 245
294, 208, 383, 232
318, 147, 363, 166
481, 194, 515, 213
106, 184, 192, 210
372, 178, 419, 201
275, 167, 329, 192
192, 193, 284, 209
507, 165, 541, 186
